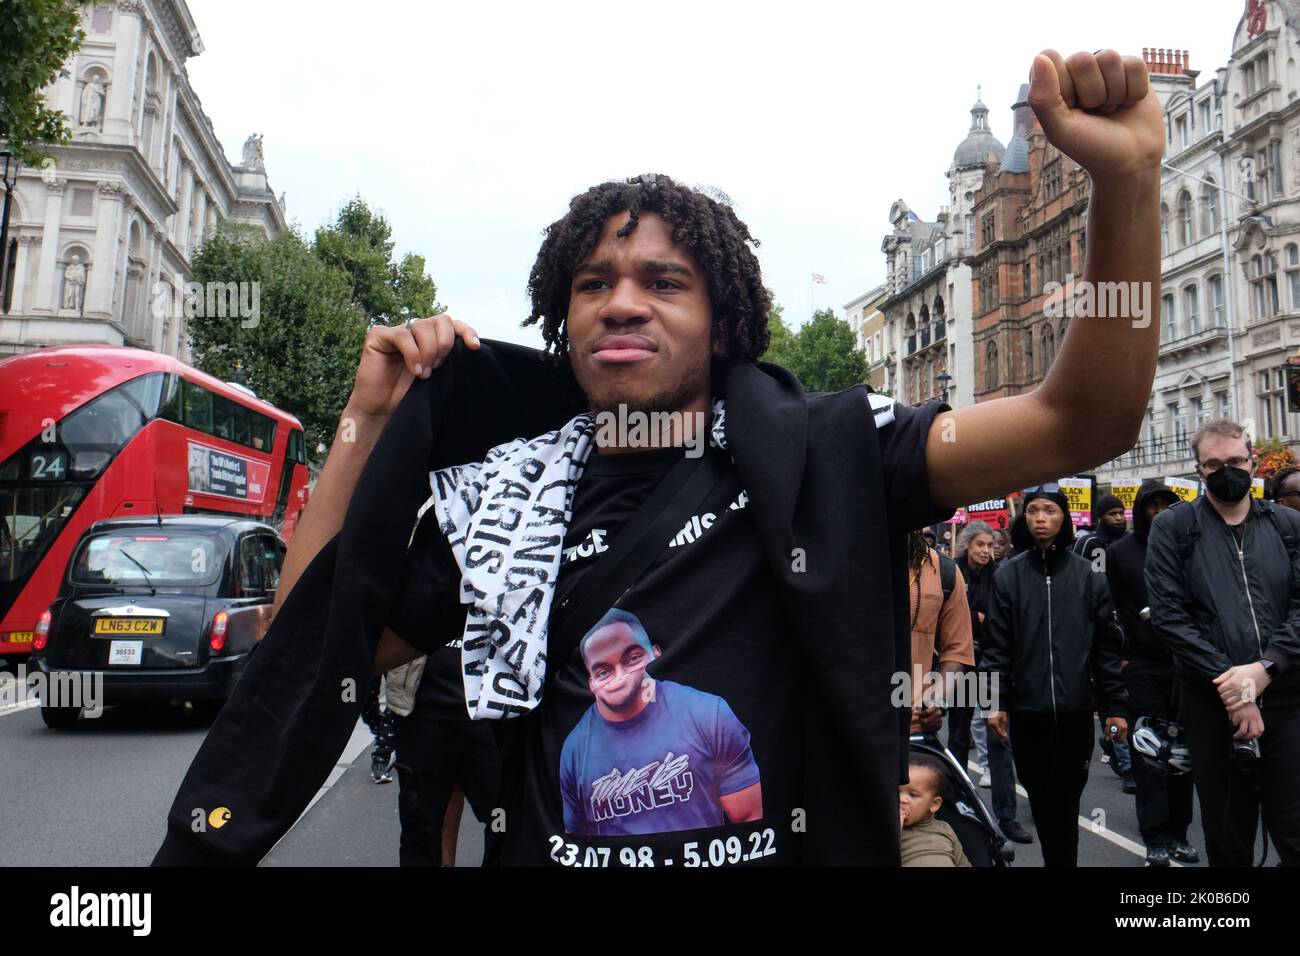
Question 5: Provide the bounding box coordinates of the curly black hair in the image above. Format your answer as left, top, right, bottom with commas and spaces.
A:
523, 173, 772, 364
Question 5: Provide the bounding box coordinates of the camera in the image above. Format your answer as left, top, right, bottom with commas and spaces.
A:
1232, 737, 1260, 769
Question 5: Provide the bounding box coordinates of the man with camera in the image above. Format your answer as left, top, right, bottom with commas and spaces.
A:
1145, 419, 1300, 866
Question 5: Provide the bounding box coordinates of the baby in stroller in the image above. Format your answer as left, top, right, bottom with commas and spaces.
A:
901, 753, 971, 867
909, 732, 1015, 867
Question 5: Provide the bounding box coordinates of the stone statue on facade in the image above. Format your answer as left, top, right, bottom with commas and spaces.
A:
80, 79, 106, 129
63, 255, 87, 311
241, 134, 265, 169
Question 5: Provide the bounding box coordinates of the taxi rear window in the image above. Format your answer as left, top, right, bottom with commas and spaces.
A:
71, 533, 221, 587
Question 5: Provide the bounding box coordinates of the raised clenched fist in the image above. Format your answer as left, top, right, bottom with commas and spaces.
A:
1028, 49, 1164, 181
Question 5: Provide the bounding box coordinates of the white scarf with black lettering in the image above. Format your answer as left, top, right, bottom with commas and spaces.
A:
431, 399, 727, 719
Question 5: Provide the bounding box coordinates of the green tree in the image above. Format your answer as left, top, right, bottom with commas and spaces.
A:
0, 0, 84, 163
761, 305, 868, 393
188, 223, 368, 455
760, 297, 799, 371
313, 196, 441, 325
791, 308, 869, 392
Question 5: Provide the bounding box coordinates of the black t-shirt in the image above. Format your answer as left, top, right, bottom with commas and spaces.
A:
388, 397, 946, 867
409, 639, 470, 721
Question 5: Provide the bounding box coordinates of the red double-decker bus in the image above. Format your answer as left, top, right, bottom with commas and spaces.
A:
0, 346, 310, 660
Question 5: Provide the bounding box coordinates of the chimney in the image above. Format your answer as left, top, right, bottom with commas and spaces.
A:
1142, 47, 1192, 75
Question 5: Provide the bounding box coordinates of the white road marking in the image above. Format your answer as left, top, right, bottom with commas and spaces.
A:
968, 758, 1182, 866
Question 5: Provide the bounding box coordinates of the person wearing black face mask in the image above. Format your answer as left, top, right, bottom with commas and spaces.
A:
1146, 419, 1300, 866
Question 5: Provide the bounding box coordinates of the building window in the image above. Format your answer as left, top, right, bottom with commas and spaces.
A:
1044, 161, 1062, 200
1202, 179, 1219, 234
1209, 274, 1224, 327
1160, 203, 1170, 255
1217, 392, 1230, 419
985, 340, 998, 391
1184, 284, 1200, 334
1257, 146, 1273, 205
1244, 54, 1270, 96
1176, 116, 1188, 150
1272, 139, 1284, 198
1178, 191, 1195, 245
1163, 292, 1177, 341
1199, 100, 1212, 131
1259, 370, 1289, 438
1024, 329, 1034, 380
1252, 253, 1280, 320
1166, 401, 1182, 444
981, 212, 995, 248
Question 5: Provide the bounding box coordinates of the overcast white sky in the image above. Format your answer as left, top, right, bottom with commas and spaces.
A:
185, 0, 1243, 347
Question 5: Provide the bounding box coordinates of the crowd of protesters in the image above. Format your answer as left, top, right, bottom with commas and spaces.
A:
904, 418, 1300, 868
354, 415, 1299, 869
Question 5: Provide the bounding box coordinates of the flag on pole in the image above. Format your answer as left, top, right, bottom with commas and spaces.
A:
907, 209, 920, 222
811, 273, 827, 284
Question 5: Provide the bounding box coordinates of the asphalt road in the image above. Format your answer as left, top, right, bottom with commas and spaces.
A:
2, 676, 1262, 867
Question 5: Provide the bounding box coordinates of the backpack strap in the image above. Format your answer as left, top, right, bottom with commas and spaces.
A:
1168, 499, 1201, 564
1260, 499, 1300, 563
938, 552, 957, 605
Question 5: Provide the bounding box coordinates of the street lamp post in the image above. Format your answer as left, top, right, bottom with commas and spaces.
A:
936, 370, 953, 404
0, 150, 20, 315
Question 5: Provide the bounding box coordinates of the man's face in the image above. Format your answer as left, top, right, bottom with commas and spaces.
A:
583, 623, 659, 714
1025, 499, 1065, 544
1195, 433, 1254, 485
1101, 507, 1127, 530
1143, 495, 1175, 523
565, 212, 714, 417
1278, 474, 1300, 511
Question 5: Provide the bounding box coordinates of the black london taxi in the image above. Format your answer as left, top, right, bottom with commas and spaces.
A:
28, 515, 284, 727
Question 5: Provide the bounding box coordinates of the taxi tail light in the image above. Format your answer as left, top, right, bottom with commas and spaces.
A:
34, 610, 52, 651
210, 611, 228, 652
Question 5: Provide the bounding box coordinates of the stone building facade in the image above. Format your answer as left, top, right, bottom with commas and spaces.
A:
0, 0, 285, 361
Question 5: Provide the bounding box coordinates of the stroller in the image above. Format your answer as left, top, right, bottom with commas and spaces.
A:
910, 732, 1014, 867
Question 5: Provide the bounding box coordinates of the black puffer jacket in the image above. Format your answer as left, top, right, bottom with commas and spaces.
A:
981, 514, 1128, 717
1146, 496, 1300, 707
1105, 479, 1178, 662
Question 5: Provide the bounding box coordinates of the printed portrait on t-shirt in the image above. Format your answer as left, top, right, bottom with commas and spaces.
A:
559, 607, 763, 836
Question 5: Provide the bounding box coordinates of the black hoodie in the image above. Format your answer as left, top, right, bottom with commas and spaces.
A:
1105, 479, 1179, 662
981, 509, 1127, 716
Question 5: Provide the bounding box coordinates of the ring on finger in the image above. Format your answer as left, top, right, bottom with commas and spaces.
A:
405, 317, 414, 333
